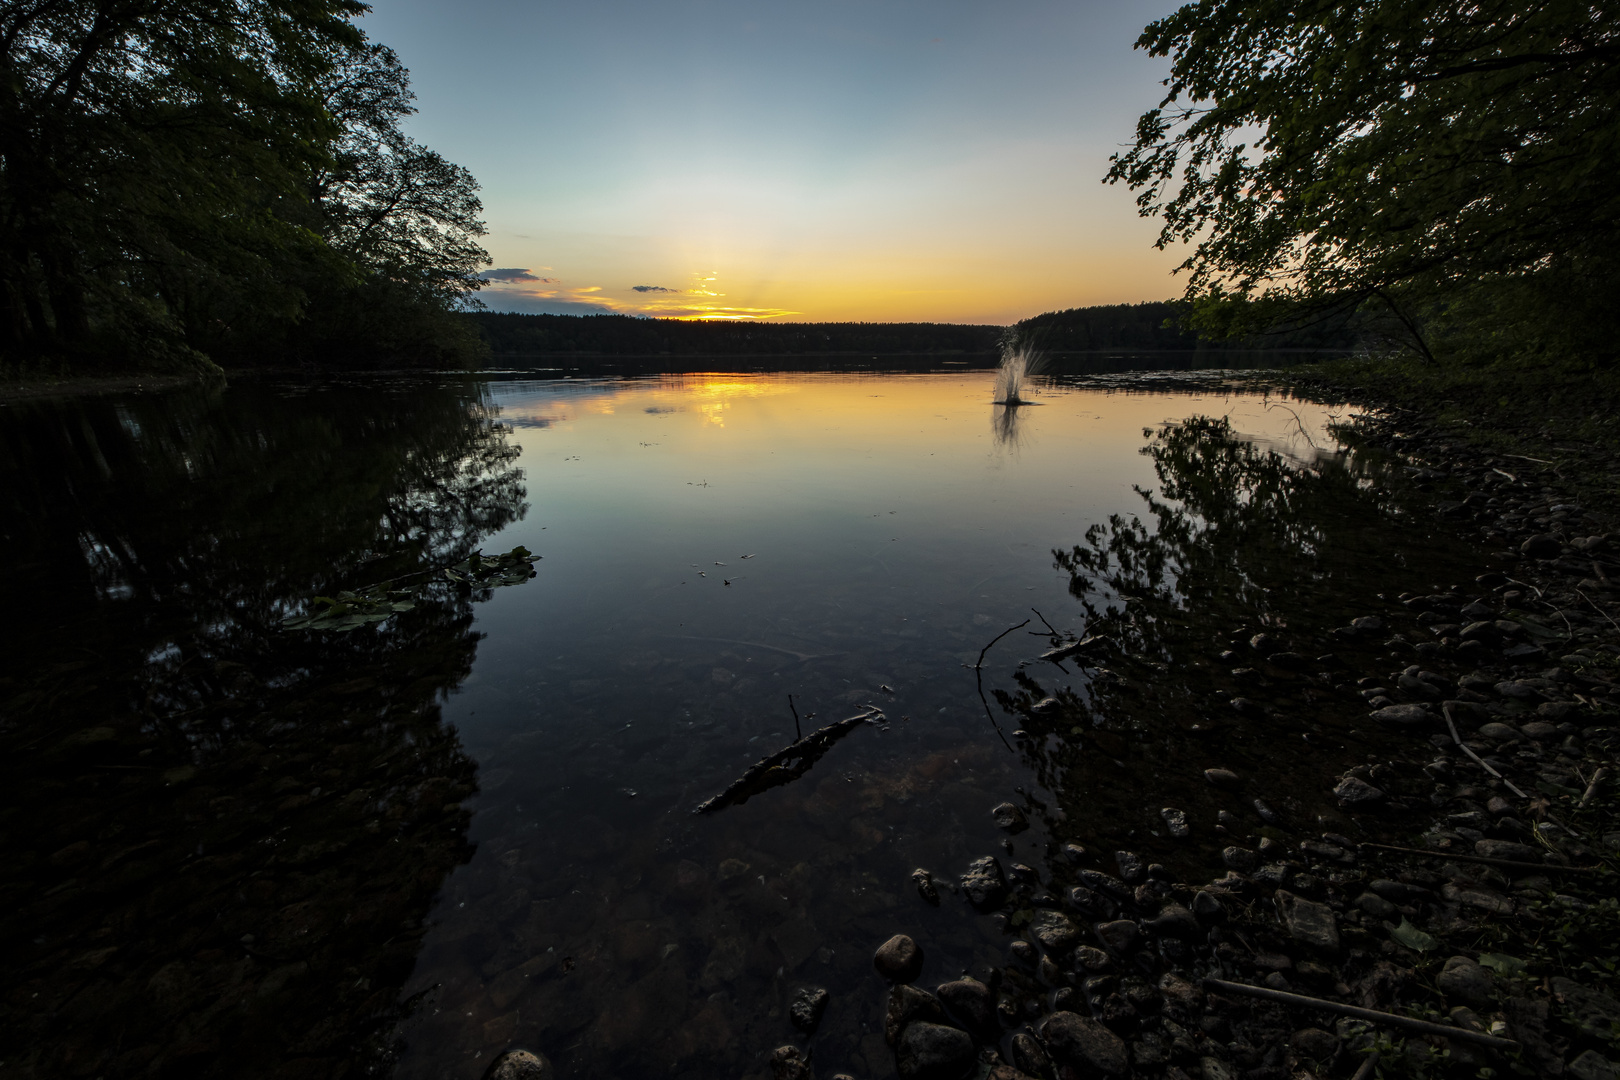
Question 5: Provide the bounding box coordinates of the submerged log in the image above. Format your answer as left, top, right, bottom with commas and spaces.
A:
1039, 635, 1106, 662
694, 707, 884, 814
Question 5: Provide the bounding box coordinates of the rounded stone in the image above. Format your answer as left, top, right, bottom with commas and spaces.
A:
1204, 767, 1240, 787
1436, 955, 1494, 1005
875, 933, 925, 983
895, 1021, 976, 1080
1040, 1010, 1129, 1075
482, 1050, 553, 1080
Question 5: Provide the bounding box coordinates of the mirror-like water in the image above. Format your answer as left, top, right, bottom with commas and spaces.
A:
0, 370, 1483, 1080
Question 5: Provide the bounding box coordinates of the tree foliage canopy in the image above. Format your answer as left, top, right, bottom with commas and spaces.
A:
1106, 1, 1620, 360
0, 0, 489, 371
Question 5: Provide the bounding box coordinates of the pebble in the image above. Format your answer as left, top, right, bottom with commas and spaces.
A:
912, 868, 940, 906
1221, 846, 1258, 872
1496, 680, 1544, 701
1143, 903, 1200, 939
1334, 776, 1386, 805
1521, 721, 1559, 741
1204, 767, 1240, 787
771, 1045, 814, 1080
1030, 910, 1081, 952
1094, 919, 1138, 954
1355, 892, 1398, 918
1275, 889, 1339, 953
1159, 807, 1190, 838
874, 934, 925, 983
1252, 798, 1281, 824
1191, 890, 1226, 922
1114, 851, 1145, 883
991, 801, 1029, 832
894, 1021, 975, 1080
1352, 616, 1385, 633
1370, 703, 1432, 726
1478, 722, 1519, 740
1476, 839, 1542, 862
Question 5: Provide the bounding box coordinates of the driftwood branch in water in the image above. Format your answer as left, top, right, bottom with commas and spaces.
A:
694, 707, 883, 814
1039, 634, 1106, 663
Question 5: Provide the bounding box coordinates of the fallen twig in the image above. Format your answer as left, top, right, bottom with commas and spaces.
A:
1350, 1051, 1380, 1080
1356, 842, 1599, 875
694, 707, 883, 814
1203, 978, 1520, 1051
1444, 703, 1530, 799
1576, 588, 1620, 632
972, 620, 1028, 753
1581, 767, 1611, 809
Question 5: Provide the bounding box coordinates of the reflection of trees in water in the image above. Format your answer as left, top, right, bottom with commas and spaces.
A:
0, 382, 526, 1079
993, 415, 1463, 869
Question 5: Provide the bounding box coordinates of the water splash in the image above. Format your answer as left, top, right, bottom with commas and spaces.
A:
992, 344, 1044, 404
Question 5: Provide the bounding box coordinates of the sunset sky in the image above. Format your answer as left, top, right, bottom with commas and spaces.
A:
363, 0, 1185, 323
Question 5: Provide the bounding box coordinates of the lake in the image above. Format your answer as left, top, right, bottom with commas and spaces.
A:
0, 368, 1483, 1080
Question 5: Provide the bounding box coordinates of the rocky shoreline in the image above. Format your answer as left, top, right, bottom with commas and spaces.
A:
784, 399, 1620, 1080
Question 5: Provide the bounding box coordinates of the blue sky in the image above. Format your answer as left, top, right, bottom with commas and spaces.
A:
362, 0, 1186, 322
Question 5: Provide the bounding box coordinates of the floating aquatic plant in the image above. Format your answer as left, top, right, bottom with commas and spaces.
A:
283, 545, 540, 631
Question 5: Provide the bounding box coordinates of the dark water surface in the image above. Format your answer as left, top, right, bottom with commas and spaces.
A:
0, 370, 1485, 1080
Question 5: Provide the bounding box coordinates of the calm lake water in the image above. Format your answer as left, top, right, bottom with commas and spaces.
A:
0, 369, 1484, 1080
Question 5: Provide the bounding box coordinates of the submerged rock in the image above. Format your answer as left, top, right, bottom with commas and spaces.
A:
771, 1045, 814, 1080
790, 986, 830, 1033
1160, 807, 1190, 838
482, 1050, 553, 1080
886, 984, 945, 1044
895, 1021, 975, 1080
960, 855, 1009, 909
992, 802, 1029, 832
1030, 910, 1081, 952
912, 868, 940, 906
875, 934, 924, 983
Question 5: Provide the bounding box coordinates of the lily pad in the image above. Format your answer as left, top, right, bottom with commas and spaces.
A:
1391, 918, 1438, 953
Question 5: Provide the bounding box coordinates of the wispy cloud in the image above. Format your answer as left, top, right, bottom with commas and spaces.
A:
480, 268, 557, 283
480, 270, 800, 320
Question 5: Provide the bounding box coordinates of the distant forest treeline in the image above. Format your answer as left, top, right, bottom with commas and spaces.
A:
469, 314, 1003, 357
470, 301, 1354, 360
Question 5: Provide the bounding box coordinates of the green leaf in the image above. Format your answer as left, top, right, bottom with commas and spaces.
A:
1391, 919, 1438, 952
1478, 953, 1527, 977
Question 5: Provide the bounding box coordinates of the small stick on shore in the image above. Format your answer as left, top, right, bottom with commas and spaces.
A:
1356, 841, 1599, 875
1350, 1051, 1380, 1080
1443, 703, 1530, 799
1581, 767, 1611, 809
787, 694, 801, 740
1203, 978, 1520, 1052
